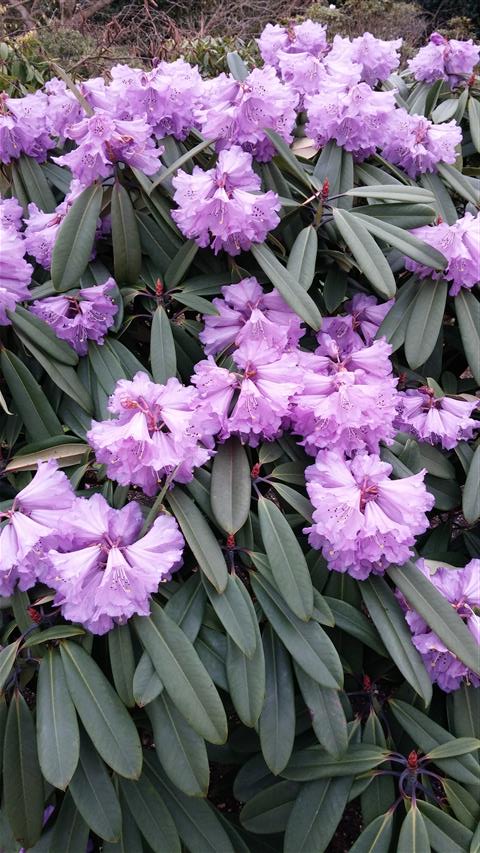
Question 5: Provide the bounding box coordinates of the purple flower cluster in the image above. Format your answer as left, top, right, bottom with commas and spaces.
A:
0, 212, 32, 325
395, 386, 479, 449
171, 146, 280, 255
381, 110, 461, 177
398, 559, 480, 691
31, 280, 118, 355
0, 460, 184, 634
405, 212, 480, 294
408, 32, 480, 87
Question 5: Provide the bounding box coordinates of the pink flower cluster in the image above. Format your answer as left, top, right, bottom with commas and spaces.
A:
0, 460, 184, 634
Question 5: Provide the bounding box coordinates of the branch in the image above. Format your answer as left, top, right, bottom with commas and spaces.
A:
70, 0, 119, 25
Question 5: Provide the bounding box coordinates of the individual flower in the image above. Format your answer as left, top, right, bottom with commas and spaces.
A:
199, 276, 304, 356
0, 224, 32, 324
395, 386, 479, 449
408, 33, 480, 87
0, 460, 75, 595
0, 197, 23, 231
171, 146, 280, 255
398, 559, 480, 692
305, 83, 396, 159
257, 20, 329, 67
192, 339, 303, 445
198, 66, 298, 161
44, 494, 184, 635
318, 294, 394, 355
30, 280, 118, 355
404, 212, 479, 295
305, 449, 434, 580
291, 336, 399, 455
381, 109, 461, 177
87, 373, 218, 495
53, 109, 163, 186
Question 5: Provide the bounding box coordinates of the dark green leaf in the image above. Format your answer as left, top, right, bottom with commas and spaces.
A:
164, 573, 206, 642
36, 648, 79, 789
469, 96, 480, 153
210, 437, 251, 534
251, 243, 322, 330
437, 163, 480, 206
111, 182, 142, 285
405, 278, 448, 369
164, 239, 199, 289
202, 573, 258, 657
150, 306, 177, 384
282, 743, 388, 781
1, 349, 62, 439
375, 276, 418, 352
294, 664, 348, 757
266, 130, 311, 189
351, 212, 447, 269
333, 208, 396, 299
349, 811, 394, 853
120, 773, 181, 853
108, 624, 136, 707
0, 641, 20, 692
398, 804, 430, 853
49, 793, 90, 853
17, 154, 56, 212
286, 226, 318, 290
324, 597, 387, 656
147, 692, 209, 796
88, 340, 127, 396
69, 729, 122, 842
284, 776, 352, 853
240, 781, 299, 834
455, 290, 480, 385
22, 625, 85, 648
150, 137, 214, 191
226, 628, 265, 728
51, 183, 103, 291
3, 691, 44, 848
417, 801, 473, 853
166, 487, 228, 592
133, 651, 163, 707
259, 626, 296, 775
427, 738, 480, 760
463, 445, 480, 524
9, 306, 78, 366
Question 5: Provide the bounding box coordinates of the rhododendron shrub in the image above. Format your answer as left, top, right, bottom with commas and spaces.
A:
0, 21, 479, 852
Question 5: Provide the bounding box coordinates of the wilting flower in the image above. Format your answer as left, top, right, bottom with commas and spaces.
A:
53, 109, 163, 186
30, 280, 118, 355
198, 66, 298, 161
306, 83, 396, 159
382, 110, 461, 177
0, 461, 75, 595
398, 559, 480, 692
305, 449, 434, 579
408, 33, 480, 87
404, 212, 480, 294
395, 387, 479, 449
0, 197, 23, 231
291, 337, 399, 455
87, 373, 218, 495
44, 494, 184, 635
171, 146, 280, 255
199, 276, 304, 356
0, 224, 32, 324
192, 339, 303, 445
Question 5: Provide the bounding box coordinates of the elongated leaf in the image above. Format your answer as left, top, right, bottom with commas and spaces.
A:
349, 811, 394, 853
3, 691, 44, 848
387, 561, 480, 676
259, 626, 296, 775
88, 340, 126, 396
287, 226, 318, 290
147, 692, 209, 796
17, 154, 56, 212
283, 743, 388, 781
376, 276, 418, 351
455, 289, 480, 385
120, 774, 180, 853
258, 497, 313, 621
166, 487, 228, 592
266, 129, 311, 189
324, 597, 387, 655
144, 752, 235, 853
294, 664, 348, 757
1, 349, 62, 439
133, 602, 227, 744
49, 793, 90, 853
9, 306, 78, 366
405, 278, 448, 369
251, 243, 322, 329
284, 776, 352, 853
361, 709, 394, 824
202, 573, 257, 657
360, 578, 432, 705
226, 630, 265, 728
69, 730, 122, 842
269, 481, 313, 523
22, 625, 85, 647
240, 781, 299, 834
443, 780, 479, 831
0, 641, 20, 693
469, 96, 480, 153
164, 574, 206, 642
51, 183, 103, 291
210, 437, 251, 534
417, 801, 473, 853
111, 182, 142, 285
133, 651, 163, 707
150, 137, 214, 191
398, 804, 430, 853
36, 648, 79, 789
427, 737, 480, 761
250, 570, 342, 689
352, 212, 447, 269
463, 445, 480, 525
150, 306, 176, 384
164, 239, 199, 289
389, 699, 480, 785
333, 208, 396, 299
103, 794, 143, 853
108, 624, 136, 707
60, 640, 142, 779
437, 162, 480, 206
345, 185, 435, 203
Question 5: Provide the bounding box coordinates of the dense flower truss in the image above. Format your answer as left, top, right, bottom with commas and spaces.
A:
44, 494, 184, 634
0, 92, 54, 163
30, 280, 118, 355
305, 450, 434, 580
381, 110, 461, 177
0, 461, 75, 595
330, 33, 402, 87
395, 387, 479, 449
87, 373, 218, 495
257, 20, 329, 67
405, 212, 480, 294
0, 197, 23, 230
44, 78, 85, 137
193, 339, 303, 445
198, 66, 299, 161
199, 276, 304, 356
53, 109, 163, 186
171, 146, 280, 254
0, 222, 32, 324
398, 560, 480, 691
408, 32, 480, 87
291, 336, 399, 455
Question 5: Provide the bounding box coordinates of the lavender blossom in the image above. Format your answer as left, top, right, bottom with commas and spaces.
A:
404, 212, 480, 294
0, 197, 23, 231
0, 224, 32, 324
408, 33, 480, 87
30, 280, 118, 355
395, 387, 479, 449
381, 110, 461, 177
